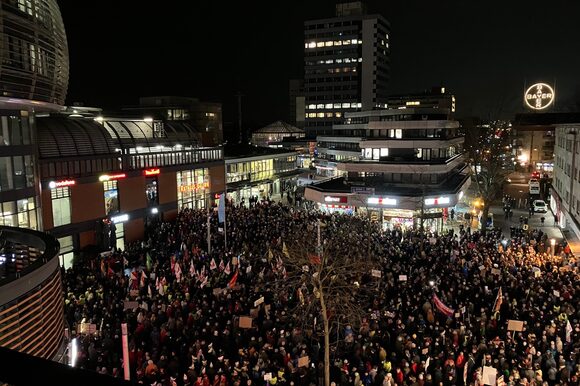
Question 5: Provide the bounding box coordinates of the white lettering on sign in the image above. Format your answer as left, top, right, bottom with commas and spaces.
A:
524, 83, 555, 110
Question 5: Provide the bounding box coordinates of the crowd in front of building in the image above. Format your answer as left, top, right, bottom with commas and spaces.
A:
61, 198, 580, 386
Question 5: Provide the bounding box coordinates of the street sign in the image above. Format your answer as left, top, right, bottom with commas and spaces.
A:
351, 186, 375, 195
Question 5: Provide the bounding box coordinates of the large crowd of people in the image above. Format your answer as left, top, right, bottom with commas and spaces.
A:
62, 199, 580, 386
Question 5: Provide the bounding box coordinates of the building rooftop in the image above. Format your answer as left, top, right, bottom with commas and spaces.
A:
254, 121, 305, 134
307, 173, 469, 197
514, 112, 580, 126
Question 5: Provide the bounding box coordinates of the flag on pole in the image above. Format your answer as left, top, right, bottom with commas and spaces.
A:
228, 269, 239, 288
147, 284, 152, 299
218, 193, 226, 223
425, 357, 430, 371
219, 259, 225, 271
140, 271, 147, 288
175, 262, 183, 283
493, 287, 503, 313
267, 248, 273, 261
224, 262, 231, 275
282, 242, 290, 258
566, 320, 573, 343
170, 255, 176, 273
210, 258, 217, 270
190, 261, 196, 277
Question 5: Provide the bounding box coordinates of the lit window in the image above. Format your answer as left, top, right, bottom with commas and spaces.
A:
325, 41, 333, 47
325, 103, 333, 109
364, 148, 372, 159
316, 42, 324, 47
342, 103, 351, 108
395, 129, 402, 139
344, 58, 351, 63
317, 104, 324, 109
336, 59, 343, 63
358, 40, 363, 44
52, 187, 71, 227
326, 112, 333, 117
308, 113, 317, 118
381, 40, 385, 46
308, 104, 316, 110
308, 42, 316, 48
304, 43, 308, 49
358, 58, 363, 62
352, 39, 358, 44
380, 148, 388, 157
334, 103, 341, 108
356, 103, 362, 108
335, 112, 342, 118
386, 34, 389, 39
334, 41, 342, 46
343, 40, 351, 45
417, 149, 423, 158
325, 59, 333, 64
317, 113, 325, 118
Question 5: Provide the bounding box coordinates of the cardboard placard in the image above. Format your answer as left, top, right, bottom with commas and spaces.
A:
239, 316, 253, 329
534, 270, 541, 278
371, 269, 382, 278
421, 348, 429, 355
553, 290, 560, 297
507, 320, 524, 332
263, 373, 272, 381
123, 301, 139, 311
254, 296, 265, 307
298, 356, 309, 368
482, 366, 497, 385
491, 268, 501, 275
398, 275, 407, 282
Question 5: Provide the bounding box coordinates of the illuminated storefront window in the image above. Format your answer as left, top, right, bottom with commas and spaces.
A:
177, 168, 209, 210
103, 180, 119, 215
51, 187, 71, 227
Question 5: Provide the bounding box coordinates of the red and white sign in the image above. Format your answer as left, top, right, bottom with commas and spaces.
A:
324, 196, 347, 203
180, 182, 210, 192
425, 196, 450, 206
99, 173, 126, 182
48, 179, 76, 189
144, 168, 160, 176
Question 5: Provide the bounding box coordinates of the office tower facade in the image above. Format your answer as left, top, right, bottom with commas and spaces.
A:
303, 1, 390, 137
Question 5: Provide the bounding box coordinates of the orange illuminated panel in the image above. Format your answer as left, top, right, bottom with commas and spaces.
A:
179, 182, 210, 192
99, 173, 127, 182
144, 168, 160, 176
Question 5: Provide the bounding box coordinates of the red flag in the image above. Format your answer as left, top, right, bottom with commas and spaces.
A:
140, 271, 147, 288
210, 258, 217, 270
224, 262, 231, 275
107, 266, 115, 278
219, 259, 225, 271
228, 269, 239, 288
170, 255, 176, 273
432, 293, 454, 318
175, 262, 183, 283
309, 254, 321, 265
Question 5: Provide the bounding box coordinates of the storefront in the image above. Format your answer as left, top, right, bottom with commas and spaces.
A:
176, 168, 210, 210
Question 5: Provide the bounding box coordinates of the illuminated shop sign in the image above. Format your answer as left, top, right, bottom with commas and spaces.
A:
524, 83, 555, 110
179, 182, 210, 192
144, 168, 160, 176
99, 173, 127, 182
48, 179, 76, 189
367, 197, 397, 206
324, 196, 347, 203
425, 196, 450, 206
111, 214, 129, 223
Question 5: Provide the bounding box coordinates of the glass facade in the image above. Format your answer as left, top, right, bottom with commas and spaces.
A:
0, 197, 38, 229
176, 168, 209, 210
57, 235, 74, 270
226, 155, 297, 184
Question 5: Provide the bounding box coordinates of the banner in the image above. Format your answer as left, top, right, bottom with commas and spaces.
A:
432, 293, 454, 317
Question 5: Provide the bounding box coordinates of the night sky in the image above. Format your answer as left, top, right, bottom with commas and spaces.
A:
59, 0, 580, 132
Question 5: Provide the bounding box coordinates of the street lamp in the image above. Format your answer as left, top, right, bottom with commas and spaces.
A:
550, 238, 556, 256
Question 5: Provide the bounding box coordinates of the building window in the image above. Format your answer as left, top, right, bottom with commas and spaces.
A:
103, 180, 119, 216
51, 187, 71, 227
58, 236, 74, 270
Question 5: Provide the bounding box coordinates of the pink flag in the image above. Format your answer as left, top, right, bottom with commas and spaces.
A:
210, 258, 217, 270
219, 259, 225, 271
175, 262, 183, 283
224, 262, 231, 275
432, 293, 454, 318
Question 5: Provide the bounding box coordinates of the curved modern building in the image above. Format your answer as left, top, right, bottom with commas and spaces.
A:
0, 0, 69, 232
0, 0, 69, 106
0, 226, 64, 359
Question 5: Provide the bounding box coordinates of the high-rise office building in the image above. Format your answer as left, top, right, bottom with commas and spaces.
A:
303, 1, 390, 137
288, 79, 305, 128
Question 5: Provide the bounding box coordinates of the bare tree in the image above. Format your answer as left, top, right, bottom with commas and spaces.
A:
469, 121, 511, 232
273, 215, 381, 386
